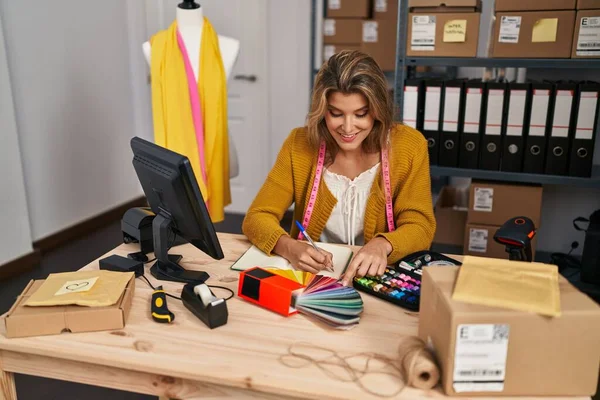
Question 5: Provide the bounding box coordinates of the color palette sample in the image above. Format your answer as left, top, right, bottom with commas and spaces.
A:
353, 265, 422, 311
353, 251, 462, 312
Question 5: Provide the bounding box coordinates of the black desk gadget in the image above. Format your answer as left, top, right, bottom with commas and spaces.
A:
493, 216, 537, 262
353, 251, 462, 311
181, 283, 228, 329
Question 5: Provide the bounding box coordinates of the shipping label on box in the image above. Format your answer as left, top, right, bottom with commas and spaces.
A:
363, 21, 379, 42
576, 15, 600, 56
411, 15, 437, 51
468, 227, 489, 253
473, 187, 493, 212
324, 19, 336, 36
453, 324, 510, 393
376, 0, 388, 12
499, 16, 522, 43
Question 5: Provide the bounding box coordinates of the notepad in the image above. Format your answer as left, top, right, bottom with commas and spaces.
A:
231, 243, 353, 279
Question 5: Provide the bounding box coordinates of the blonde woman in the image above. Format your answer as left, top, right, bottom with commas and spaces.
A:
242, 50, 436, 285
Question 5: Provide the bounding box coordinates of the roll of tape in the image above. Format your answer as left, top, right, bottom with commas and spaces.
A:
194, 284, 216, 305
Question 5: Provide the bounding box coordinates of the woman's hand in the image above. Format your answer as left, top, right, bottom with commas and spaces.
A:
274, 236, 333, 274
341, 237, 392, 286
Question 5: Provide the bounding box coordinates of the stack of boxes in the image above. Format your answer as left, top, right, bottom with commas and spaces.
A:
406, 0, 481, 57
322, 0, 398, 71
572, 0, 600, 58
463, 181, 543, 259
490, 0, 577, 58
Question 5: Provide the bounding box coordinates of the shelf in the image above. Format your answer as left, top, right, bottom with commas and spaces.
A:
429, 165, 600, 188
403, 57, 600, 69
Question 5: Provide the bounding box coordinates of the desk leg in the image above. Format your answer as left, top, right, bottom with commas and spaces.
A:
0, 353, 17, 400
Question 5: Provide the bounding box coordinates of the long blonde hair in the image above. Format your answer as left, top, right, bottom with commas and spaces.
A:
307, 50, 394, 160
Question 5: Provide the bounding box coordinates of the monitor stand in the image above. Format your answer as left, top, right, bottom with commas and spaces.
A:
149, 213, 209, 284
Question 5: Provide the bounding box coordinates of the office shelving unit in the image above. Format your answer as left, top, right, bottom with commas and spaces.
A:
311, 0, 600, 188
392, 0, 600, 188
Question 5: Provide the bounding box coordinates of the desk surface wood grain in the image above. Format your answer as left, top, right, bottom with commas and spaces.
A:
0, 233, 588, 400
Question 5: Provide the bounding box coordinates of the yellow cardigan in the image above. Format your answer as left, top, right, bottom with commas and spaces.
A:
242, 124, 437, 264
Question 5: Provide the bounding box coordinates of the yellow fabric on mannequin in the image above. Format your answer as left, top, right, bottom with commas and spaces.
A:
150, 18, 230, 223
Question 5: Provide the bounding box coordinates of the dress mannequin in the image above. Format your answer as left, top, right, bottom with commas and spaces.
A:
143, 0, 240, 178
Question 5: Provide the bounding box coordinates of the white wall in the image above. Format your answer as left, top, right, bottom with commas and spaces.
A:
0, 14, 33, 265
0, 0, 151, 241
268, 0, 312, 164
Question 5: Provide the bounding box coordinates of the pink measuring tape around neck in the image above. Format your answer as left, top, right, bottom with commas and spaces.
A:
298, 141, 395, 240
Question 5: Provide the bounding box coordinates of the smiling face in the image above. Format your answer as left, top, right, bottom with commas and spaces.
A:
324, 91, 375, 153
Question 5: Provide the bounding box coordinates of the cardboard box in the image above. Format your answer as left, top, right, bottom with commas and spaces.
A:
495, 0, 576, 11
410, 0, 481, 12
468, 181, 543, 228
360, 19, 397, 70
572, 9, 600, 58
373, 0, 399, 20
407, 12, 480, 57
324, 44, 362, 62
4, 275, 135, 338
323, 18, 364, 44
463, 223, 538, 259
577, 0, 600, 9
491, 11, 576, 58
326, 0, 371, 18
433, 186, 468, 247
419, 266, 600, 396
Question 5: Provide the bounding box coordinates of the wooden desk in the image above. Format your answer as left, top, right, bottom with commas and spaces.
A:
0, 233, 588, 400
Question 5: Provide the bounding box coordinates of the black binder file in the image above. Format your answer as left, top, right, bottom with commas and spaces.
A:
501, 83, 531, 172
459, 81, 484, 169
523, 83, 552, 174
439, 80, 464, 167
480, 82, 507, 171
403, 79, 424, 132
423, 80, 443, 165
545, 82, 577, 176
569, 82, 600, 177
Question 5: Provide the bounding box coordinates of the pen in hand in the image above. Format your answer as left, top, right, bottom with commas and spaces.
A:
295, 221, 334, 272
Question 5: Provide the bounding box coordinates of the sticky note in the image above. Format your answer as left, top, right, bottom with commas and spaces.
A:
532, 18, 558, 43
443, 19, 467, 43
55, 277, 98, 296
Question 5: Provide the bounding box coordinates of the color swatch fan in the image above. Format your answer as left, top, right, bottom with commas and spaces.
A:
292, 274, 364, 330
238, 267, 364, 330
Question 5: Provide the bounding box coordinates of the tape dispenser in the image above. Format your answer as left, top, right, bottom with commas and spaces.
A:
181, 282, 228, 329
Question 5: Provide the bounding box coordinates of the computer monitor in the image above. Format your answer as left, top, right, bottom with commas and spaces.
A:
130, 136, 224, 284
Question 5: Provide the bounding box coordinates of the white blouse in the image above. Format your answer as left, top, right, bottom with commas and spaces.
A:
319, 163, 380, 246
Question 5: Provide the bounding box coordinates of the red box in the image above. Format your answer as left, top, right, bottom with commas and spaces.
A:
238, 268, 305, 316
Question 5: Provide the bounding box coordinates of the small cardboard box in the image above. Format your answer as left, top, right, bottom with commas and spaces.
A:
495, 0, 576, 11
433, 186, 468, 247
491, 10, 576, 58
373, 0, 399, 20
4, 275, 135, 338
419, 266, 600, 396
463, 223, 538, 259
577, 0, 600, 9
406, 12, 481, 57
324, 44, 362, 62
572, 9, 600, 58
323, 18, 364, 44
467, 181, 543, 228
326, 0, 371, 19
410, 0, 481, 12
360, 19, 397, 71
